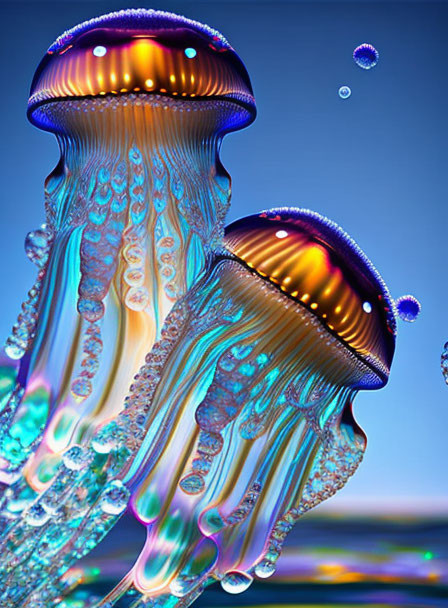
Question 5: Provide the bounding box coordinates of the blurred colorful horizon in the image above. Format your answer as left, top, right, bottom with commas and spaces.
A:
0, 0, 446, 516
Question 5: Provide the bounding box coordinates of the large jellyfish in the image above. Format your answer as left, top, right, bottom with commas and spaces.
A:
0, 9, 255, 486
0, 208, 400, 607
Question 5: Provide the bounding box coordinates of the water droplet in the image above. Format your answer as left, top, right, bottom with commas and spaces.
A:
5, 341, 25, 360
221, 571, 253, 594
92, 421, 121, 453
184, 47, 197, 59
338, 86, 351, 99
254, 560, 276, 579
71, 376, 92, 400
179, 473, 205, 495
77, 298, 105, 322
25, 503, 51, 527
124, 267, 144, 287
125, 286, 149, 311
100, 480, 130, 515
353, 43, 379, 70
395, 295, 421, 322
25, 228, 50, 267
62, 445, 92, 471
198, 431, 223, 455
123, 243, 144, 265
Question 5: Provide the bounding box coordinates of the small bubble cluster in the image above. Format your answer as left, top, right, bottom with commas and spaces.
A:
5, 225, 53, 360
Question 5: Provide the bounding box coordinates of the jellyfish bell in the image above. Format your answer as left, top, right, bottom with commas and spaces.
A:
224, 207, 397, 389
28, 8, 255, 132
1, 9, 256, 485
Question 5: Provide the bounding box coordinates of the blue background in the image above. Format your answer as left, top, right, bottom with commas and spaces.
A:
0, 0, 446, 512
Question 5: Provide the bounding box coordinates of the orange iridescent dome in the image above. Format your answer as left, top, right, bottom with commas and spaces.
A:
224, 208, 396, 385
28, 8, 255, 130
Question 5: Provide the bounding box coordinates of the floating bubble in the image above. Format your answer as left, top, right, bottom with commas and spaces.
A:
353, 43, 379, 70
338, 86, 351, 99
441, 342, 448, 384
395, 295, 421, 322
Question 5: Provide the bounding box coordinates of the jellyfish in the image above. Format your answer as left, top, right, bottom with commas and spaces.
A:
0, 208, 401, 607
0, 9, 255, 486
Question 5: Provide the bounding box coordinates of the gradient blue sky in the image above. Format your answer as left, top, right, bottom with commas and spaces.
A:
0, 1, 446, 512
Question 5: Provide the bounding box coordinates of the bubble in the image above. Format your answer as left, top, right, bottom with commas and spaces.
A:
221, 571, 253, 594
395, 295, 421, 322
5, 341, 26, 360
353, 44, 379, 70
441, 342, 448, 384
25, 503, 51, 527
25, 227, 50, 267
92, 421, 121, 453
338, 86, 351, 100
125, 286, 149, 311
77, 298, 105, 322
71, 376, 92, 399
184, 47, 197, 59
179, 473, 205, 495
62, 445, 92, 470
100, 480, 130, 515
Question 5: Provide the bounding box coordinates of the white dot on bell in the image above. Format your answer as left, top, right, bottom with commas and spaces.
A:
363, 301, 372, 313
275, 230, 288, 239
93, 46, 107, 57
